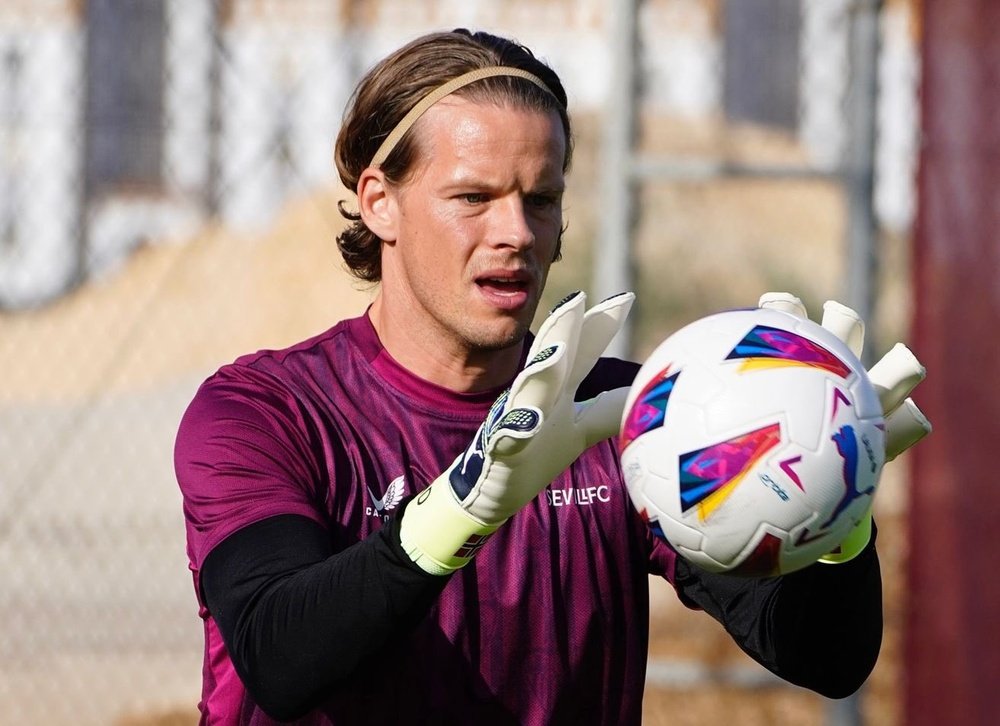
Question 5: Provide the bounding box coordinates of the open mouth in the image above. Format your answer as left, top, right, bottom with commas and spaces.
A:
476, 277, 529, 296
475, 271, 533, 309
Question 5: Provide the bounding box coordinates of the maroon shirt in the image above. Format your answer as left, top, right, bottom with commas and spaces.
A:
176, 311, 679, 725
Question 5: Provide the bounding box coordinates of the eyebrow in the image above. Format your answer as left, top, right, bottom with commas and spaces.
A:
438, 173, 566, 193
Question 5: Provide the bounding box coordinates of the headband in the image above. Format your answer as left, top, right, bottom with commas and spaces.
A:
368, 66, 559, 169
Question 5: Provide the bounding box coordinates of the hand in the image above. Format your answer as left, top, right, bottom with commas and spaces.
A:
758, 293, 932, 563
400, 291, 635, 575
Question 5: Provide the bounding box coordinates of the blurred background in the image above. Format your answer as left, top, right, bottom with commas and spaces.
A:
1, 1, 996, 724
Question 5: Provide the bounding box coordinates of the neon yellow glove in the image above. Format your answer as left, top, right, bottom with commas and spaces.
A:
758, 293, 932, 564
399, 291, 635, 575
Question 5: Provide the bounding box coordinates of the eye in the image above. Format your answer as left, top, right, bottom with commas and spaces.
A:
461, 193, 489, 205
526, 193, 560, 210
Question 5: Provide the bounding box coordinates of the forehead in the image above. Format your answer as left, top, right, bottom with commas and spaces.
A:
407, 96, 567, 182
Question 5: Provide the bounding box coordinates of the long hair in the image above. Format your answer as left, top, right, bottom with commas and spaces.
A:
334, 29, 571, 283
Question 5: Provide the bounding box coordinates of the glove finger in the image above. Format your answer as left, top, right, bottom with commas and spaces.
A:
821, 300, 865, 359
566, 291, 635, 392
508, 341, 568, 414
510, 292, 586, 412
527, 290, 586, 363
868, 343, 926, 415
759, 292, 807, 318
884, 397, 932, 461
575, 386, 630, 449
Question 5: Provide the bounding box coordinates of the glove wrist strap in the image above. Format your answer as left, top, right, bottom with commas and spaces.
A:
817, 512, 872, 565
399, 477, 504, 576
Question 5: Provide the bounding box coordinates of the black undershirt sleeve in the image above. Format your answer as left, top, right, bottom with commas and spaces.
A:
199, 506, 449, 721
671, 522, 883, 699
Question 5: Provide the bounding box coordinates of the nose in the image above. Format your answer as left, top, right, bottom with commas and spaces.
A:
490, 195, 535, 251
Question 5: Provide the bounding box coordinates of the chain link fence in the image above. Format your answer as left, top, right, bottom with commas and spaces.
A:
0, 1, 919, 723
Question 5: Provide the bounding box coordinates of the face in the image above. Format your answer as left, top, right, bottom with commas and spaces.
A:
377, 97, 566, 363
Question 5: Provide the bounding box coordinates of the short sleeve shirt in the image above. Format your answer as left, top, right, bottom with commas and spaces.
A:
175, 312, 679, 725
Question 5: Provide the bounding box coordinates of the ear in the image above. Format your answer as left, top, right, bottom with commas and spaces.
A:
358, 168, 398, 243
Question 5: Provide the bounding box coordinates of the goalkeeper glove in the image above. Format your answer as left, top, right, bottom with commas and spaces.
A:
758, 293, 932, 564
399, 291, 635, 575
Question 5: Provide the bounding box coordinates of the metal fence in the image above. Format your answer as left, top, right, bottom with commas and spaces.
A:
0, 1, 919, 723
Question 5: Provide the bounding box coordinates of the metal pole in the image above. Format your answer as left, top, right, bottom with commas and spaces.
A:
77, 2, 96, 294
593, 0, 640, 359
205, 0, 225, 216
843, 0, 882, 362
828, 2, 882, 723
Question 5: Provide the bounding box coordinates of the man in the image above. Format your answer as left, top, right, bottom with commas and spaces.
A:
175, 29, 927, 725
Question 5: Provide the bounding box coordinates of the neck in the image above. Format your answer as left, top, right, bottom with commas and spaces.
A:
368, 294, 524, 394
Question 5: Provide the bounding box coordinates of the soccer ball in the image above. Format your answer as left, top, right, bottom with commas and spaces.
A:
619, 306, 885, 576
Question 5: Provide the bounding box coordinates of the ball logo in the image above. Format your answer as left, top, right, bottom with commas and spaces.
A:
758, 472, 790, 501
726, 325, 851, 378
821, 425, 876, 528
796, 424, 879, 545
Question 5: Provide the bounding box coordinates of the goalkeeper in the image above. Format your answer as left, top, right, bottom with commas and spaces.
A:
175, 29, 929, 725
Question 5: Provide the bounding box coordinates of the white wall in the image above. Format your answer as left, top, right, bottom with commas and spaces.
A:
0, 20, 82, 307
216, 15, 354, 229
85, 0, 210, 279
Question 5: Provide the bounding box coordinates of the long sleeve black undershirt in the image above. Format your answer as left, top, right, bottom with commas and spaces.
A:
201, 510, 881, 720
672, 522, 883, 699
200, 510, 448, 721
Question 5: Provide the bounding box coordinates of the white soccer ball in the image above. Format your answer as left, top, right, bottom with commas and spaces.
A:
619, 306, 886, 576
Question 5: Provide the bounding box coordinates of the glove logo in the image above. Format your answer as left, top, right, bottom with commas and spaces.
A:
449, 389, 542, 501
455, 533, 493, 559
367, 475, 405, 520
450, 422, 490, 499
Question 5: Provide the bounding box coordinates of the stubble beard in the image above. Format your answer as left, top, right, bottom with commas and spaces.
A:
467, 317, 533, 354
453, 302, 537, 356
457, 258, 549, 355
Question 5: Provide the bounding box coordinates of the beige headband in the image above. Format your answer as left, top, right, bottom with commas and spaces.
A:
368, 66, 558, 169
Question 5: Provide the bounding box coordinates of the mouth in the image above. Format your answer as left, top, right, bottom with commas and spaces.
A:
474, 269, 534, 310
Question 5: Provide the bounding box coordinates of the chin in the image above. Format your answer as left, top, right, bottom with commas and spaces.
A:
466, 318, 532, 353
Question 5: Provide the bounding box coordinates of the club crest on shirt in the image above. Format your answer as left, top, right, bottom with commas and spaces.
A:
367, 475, 405, 520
